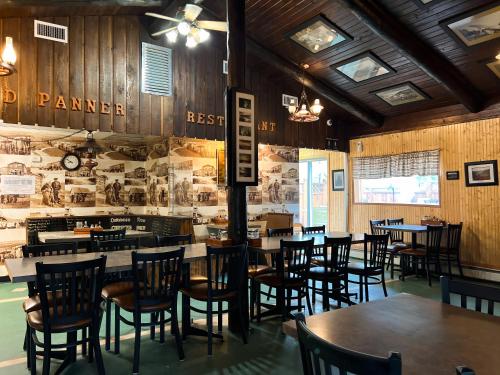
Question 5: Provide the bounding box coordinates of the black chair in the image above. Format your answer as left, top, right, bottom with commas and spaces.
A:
255, 239, 314, 321
456, 366, 475, 374
96, 238, 140, 353
27, 256, 107, 375
90, 228, 126, 242
295, 313, 402, 375
21, 242, 78, 367
155, 233, 192, 247
301, 225, 325, 235
441, 223, 464, 278
370, 219, 386, 234
441, 276, 500, 315
400, 225, 443, 286
385, 218, 409, 279
309, 236, 352, 310
180, 244, 248, 355
347, 233, 389, 302
112, 248, 185, 373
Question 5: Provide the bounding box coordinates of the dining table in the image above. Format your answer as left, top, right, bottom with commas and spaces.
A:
283, 293, 500, 375
379, 224, 427, 249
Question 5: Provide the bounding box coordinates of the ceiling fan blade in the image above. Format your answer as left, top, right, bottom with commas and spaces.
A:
184, 4, 203, 22
151, 26, 177, 37
196, 20, 227, 32
145, 12, 181, 23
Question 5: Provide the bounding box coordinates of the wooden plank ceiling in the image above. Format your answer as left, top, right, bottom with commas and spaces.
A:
204, 0, 500, 125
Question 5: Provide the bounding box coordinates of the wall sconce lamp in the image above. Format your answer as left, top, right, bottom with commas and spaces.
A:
0, 37, 17, 77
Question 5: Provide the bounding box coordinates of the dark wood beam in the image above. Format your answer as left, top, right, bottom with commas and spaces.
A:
335, 0, 485, 113
247, 38, 383, 128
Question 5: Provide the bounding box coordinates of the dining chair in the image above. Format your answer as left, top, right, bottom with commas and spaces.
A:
112, 248, 185, 373
27, 256, 107, 375
180, 244, 248, 355
90, 228, 126, 242
155, 233, 192, 247
255, 239, 314, 321
400, 225, 443, 286
441, 223, 464, 278
309, 236, 352, 310
347, 233, 389, 302
369, 219, 386, 235
301, 225, 325, 234
96, 238, 140, 353
21, 242, 78, 367
295, 313, 402, 375
301, 225, 325, 304
441, 276, 500, 315
385, 218, 409, 279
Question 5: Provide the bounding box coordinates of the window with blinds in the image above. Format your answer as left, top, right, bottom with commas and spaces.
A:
141, 43, 173, 96
352, 150, 440, 205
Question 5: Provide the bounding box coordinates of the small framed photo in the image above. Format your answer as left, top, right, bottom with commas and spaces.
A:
464, 160, 498, 187
446, 171, 459, 180
216, 149, 225, 185
331, 52, 394, 84
282, 94, 298, 107
332, 169, 345, 191
441, 4, 500, 48
372, 82, 429, 106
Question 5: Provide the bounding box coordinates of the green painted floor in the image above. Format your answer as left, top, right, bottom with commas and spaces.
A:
0, 268, 443, 375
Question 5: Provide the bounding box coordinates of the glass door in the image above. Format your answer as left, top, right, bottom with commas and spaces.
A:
299, 159, 328, 227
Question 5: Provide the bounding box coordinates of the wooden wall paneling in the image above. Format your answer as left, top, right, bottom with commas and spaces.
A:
83, 16, 99, 131
53, 17, 69, 128
139, 92, 151, 136
162, 94, 174, 136
150, 93, 162, 136
126, 16, 140, 135
348, 118, 500, 270
69, 16, 84, 129
173, 44, 186, 138
205, 44, 216, 141
112, 16, 127, 133
215, 43, 225, 141
1, 18, 20, 124
99, 16, 113, 132
36, 17, 54, 127
18, 17, 37, 126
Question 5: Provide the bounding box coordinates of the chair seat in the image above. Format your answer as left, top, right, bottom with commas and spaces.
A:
388, 242, 408, 253
101, 281, 134, 299
308, 267, 344, 280
27, 308, 91, 333
254, 272, 303, 288
399, 248, 426, 257
112, 292, 172, 313
248, 264, 272, 277
347, 263, 383, 275
180, 283, 238, 302
23, 291, 62, 313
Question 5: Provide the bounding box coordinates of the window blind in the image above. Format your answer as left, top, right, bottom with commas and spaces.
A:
352, 150, 439, 179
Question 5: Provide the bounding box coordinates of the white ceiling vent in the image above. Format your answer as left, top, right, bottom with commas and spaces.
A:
34, 20, 68, 43
141, 42, 173, 97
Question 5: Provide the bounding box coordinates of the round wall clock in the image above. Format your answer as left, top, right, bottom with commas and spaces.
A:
61, 152, 81, 171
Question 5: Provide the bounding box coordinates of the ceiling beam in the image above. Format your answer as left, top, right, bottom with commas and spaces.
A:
335, 0, 484, 113
247, 38, 384, 128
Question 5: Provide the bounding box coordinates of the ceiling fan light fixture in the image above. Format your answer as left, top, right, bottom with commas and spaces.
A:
186, 35, 198, 48
198, 28, 210, 43
177, 21, 191, 36
166, 29, 178, 43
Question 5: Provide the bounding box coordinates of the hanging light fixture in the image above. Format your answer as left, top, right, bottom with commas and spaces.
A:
288, 64, 323, 122
0, 37, 17, 77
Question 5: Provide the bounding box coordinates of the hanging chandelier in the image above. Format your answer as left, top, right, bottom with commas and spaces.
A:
288, 64, 323, 122
0, 37, 16, 77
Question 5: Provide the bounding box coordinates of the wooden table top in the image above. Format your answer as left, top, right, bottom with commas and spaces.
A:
5, 243, 208, 283
37, 230, 153, 243
250, 232, 364, 253
283, 293, 500, 375
379, 224, 427, 233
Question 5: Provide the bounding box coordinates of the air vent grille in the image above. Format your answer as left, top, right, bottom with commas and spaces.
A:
141, 43, 173, 97
34, 20, 68, 43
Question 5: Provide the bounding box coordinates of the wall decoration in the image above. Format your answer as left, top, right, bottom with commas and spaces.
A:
216, 149, 225, 185
288, 15, 351, 53
441, 5, 500, 48
486, 59, 500, 79
372, 82, 429, 106
446, 171, 460, 180
332, 169, 345, 191
464, 160, 498, 187
332, 52, 394, 84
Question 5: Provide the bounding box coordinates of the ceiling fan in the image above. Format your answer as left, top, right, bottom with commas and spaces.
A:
146, 2, 227, 48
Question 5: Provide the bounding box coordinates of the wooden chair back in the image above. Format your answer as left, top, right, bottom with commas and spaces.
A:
22, 242, 77, 258
446, 223, 463, 254
35, 256, 106, 331
364, 233, 389, 269
386, 218, 404, 243
131, 248, 185, 311
277, 239, 314, 285
295, 313, 402, 375
206, 244, 248, 299
425, 225, 443, 260
267, 227, 293, 237
90, 228, 126, 242
441, 276, 500, 315
302, 225, 325, 235
370, 219, 386, 235
156, 234, 192, 247
322, 236, 351, 274
94, 238, 139, 253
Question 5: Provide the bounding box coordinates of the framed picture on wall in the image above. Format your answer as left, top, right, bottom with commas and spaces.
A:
226, 88, 258, 186
332, 169, 345, 191
464, 160, 498, 187
216, 149, 225, 186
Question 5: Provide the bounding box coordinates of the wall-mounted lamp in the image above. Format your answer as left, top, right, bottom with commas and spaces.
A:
0, 37, 17, 77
